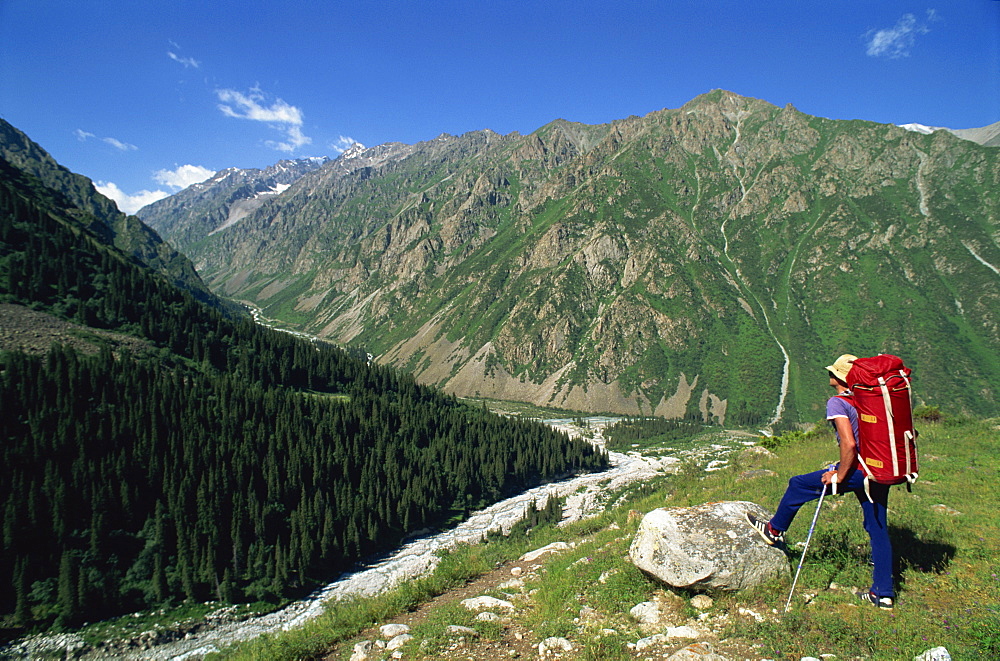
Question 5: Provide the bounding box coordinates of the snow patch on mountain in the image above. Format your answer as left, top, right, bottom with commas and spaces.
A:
340, 143, 367, 160
899, 123, 946, 135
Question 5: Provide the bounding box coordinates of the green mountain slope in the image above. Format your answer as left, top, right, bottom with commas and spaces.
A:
151, 91, 1000, 423
0, 125, 606, 630
0, 118, 221, 307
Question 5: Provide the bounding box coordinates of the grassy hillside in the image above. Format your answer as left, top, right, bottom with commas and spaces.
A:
218, 411, 999, 660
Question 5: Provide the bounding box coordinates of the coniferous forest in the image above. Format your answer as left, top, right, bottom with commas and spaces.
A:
0, 152, 607, 628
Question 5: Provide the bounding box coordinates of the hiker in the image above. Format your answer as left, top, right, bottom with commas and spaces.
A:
745, 354, 895, 609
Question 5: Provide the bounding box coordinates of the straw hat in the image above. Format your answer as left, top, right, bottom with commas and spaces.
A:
826, 354, 857, 382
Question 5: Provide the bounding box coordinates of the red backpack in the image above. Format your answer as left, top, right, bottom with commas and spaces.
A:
846, 354, 918, 495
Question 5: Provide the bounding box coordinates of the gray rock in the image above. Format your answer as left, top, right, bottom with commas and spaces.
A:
379, 623, 410, 638
498, 577, 525, 590
629, 501, 790, 591
629, 601, 661, 624
461, 595, 515, 611
447, 625, 479, 636
476, 611, 501, 622
666, 641, 729, 660
520, 541, 571, 562
914, 647, 952, 661
538, 636, 574, 655
634, 633, 666, 651
386, 633, 413, 650
350, 640, 375, 661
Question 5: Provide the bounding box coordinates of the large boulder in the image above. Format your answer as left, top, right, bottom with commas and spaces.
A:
629, 501, 789, 591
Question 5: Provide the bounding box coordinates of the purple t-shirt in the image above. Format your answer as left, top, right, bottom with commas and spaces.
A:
827, 393, 861, 469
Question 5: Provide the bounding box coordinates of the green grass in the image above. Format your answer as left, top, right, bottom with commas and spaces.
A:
212, 413, 1000, 660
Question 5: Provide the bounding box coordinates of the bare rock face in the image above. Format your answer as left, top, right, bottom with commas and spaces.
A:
629, 501, 789, 591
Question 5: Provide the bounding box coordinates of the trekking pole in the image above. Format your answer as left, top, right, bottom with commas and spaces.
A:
783, 465, 836, 613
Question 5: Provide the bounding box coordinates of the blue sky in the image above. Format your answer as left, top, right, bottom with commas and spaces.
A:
2, 1, 998, 213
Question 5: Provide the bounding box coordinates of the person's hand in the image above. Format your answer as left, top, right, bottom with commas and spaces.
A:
820, 469, 839, 485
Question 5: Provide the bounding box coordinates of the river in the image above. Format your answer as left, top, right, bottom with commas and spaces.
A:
138, 419, 747, 660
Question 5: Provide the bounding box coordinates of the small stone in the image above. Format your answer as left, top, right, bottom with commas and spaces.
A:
510, 566, 523, 577
514, 632, 524, 640
460, 596, 515, 611
350, 640, 374, 661
380, 623, 410, 638
664, 625, 701, 639
629, 601, 661, 624
447, 625, 479, 637
738, 607, 766, 622
635, 633, 666, 651
520, 541, 571, 562
386, 633, 413, 651
690, 594, 714, 610
914, 647, 952, 661
665, 641, 727, 661
538, 636, 573, 655
476, 611, 501, 622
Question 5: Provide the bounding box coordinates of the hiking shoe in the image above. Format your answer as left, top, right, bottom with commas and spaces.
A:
857, 590, 894, 610
745, 512, 784, 545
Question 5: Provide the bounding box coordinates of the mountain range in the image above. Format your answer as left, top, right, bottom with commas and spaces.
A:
136, 91, 1000, 424
137, 156, 329, 250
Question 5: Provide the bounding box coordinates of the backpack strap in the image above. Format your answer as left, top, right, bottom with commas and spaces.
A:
878, 376, 900, 476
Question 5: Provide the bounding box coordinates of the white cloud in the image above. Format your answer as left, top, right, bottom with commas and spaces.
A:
103, 137, 138, 151
266, 125, 311, 153
95, 181, 170, 215
215, 86, 312, 152
76, 129, 138, 151
865, 11, 935, 59
153, 164, 215, 190
167, 51, 200, 68
330, 135, 359, 154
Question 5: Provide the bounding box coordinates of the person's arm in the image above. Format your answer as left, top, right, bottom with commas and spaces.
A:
822, 416, 857, 486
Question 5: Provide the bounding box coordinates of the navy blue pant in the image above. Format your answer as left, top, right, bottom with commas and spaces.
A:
770, 466, 894, 598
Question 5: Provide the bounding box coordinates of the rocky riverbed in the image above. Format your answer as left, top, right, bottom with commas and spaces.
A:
3, 419, 750, 660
